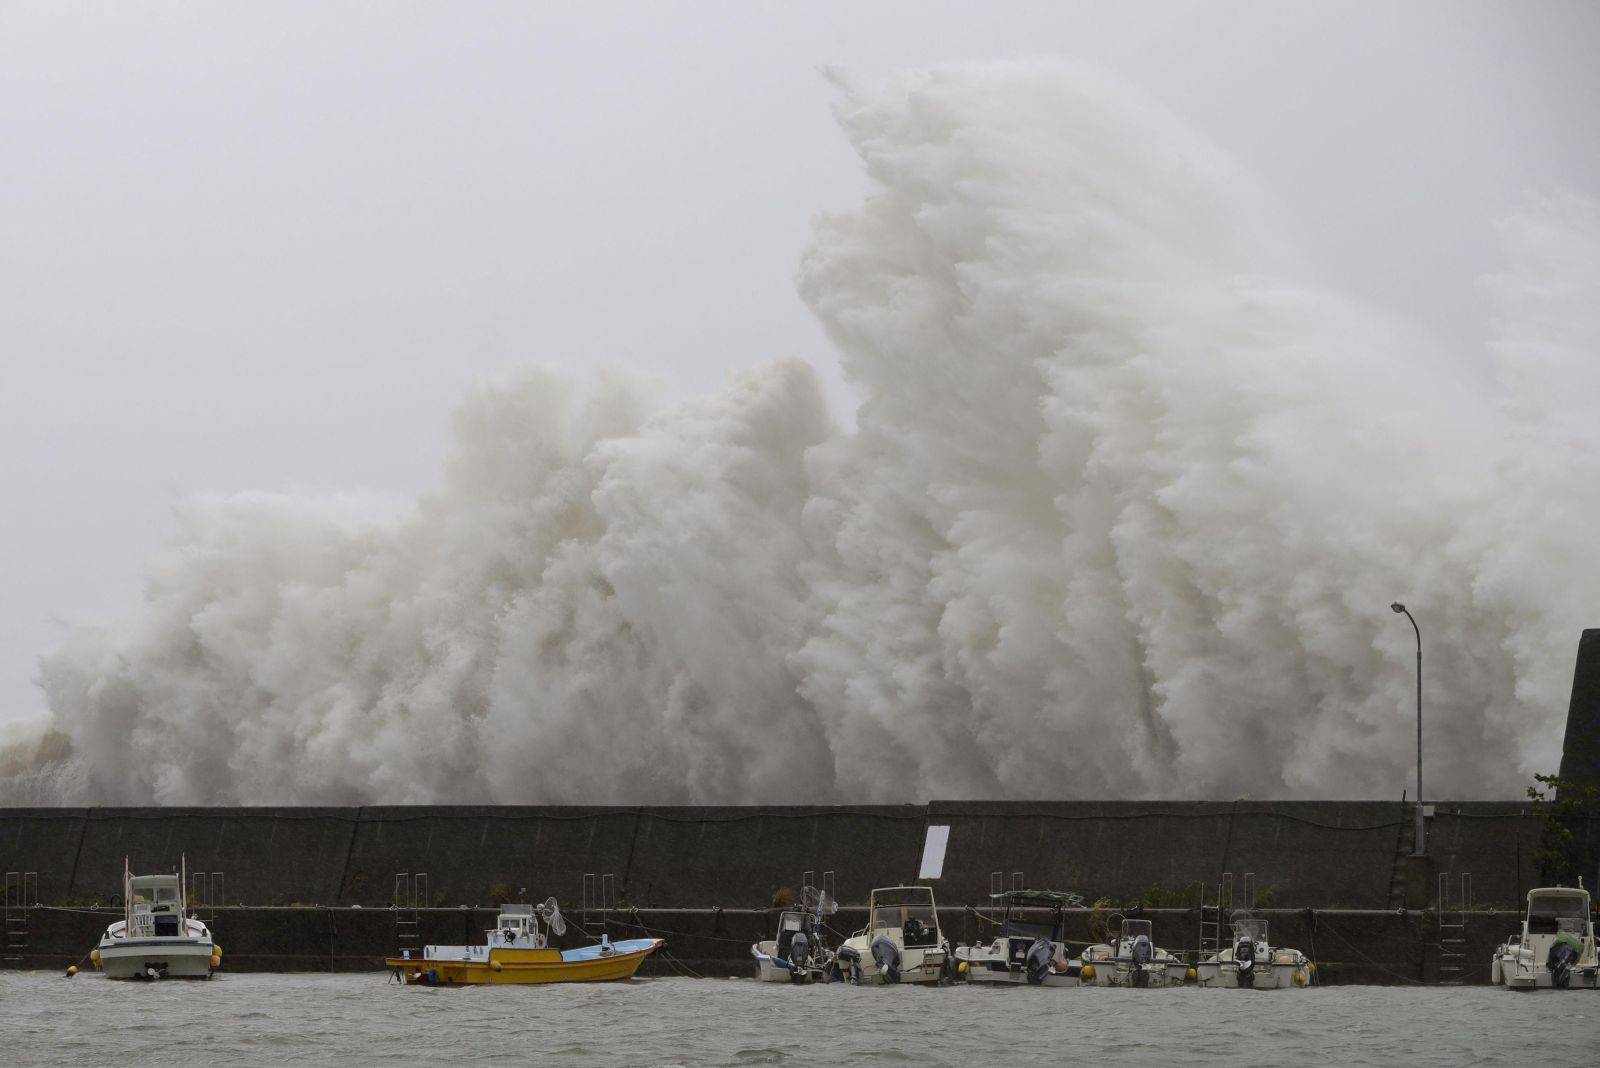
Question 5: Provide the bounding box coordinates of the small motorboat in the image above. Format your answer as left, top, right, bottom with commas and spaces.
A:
386, 898, 662, 985
836, 885, 951, 985
92, 856, 219, 980
752, 885, 839, 983
1491, 881, 1598, 990
1195, 913, 1311, 989
955, 889, 1084, 986
1080, 916, 1188, 988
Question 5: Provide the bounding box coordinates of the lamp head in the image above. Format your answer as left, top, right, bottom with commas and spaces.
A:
1390, 603, 1405, 614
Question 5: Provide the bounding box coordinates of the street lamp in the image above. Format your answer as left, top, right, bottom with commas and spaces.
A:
1391, 602, 1424, 856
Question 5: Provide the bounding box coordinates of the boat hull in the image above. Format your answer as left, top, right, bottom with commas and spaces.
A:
840, 940, 948, 985
387, 938, 662, 985
1499, 961, 1600, 990
752, 941, 831, 983
955, 939, 1080, 987
1085, 961, 1188, 988
1196, 962, 1308, 989
963, 963, 1079, 987
97, 939, 216, 980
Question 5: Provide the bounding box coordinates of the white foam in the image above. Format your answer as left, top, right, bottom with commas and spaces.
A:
7, 62, 1596, 803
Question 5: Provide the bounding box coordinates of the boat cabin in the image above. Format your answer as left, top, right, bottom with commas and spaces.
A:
996, 890, 1079, 943
1525, 888, 1590, 934
490, 904, 547, 949
869, 886, 940, 949
127, 874, 184, 938
1521, 887, 1594, 948
992, 890, 1078, 965
773, 910, 812, 960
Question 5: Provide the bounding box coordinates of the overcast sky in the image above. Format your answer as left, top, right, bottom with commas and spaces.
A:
2, 0, 1596, 729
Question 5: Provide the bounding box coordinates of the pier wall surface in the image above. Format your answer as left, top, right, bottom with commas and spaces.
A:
3, 802, 1592, 912
4, 800, 1596, 984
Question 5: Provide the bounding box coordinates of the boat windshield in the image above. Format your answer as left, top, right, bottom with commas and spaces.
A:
1121, 919, 1153, 941
1233, 916, 1266, 943
1528, 895, 1589, 935
873, 903, 940, 947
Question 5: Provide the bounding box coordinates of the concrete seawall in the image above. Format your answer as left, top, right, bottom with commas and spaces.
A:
5, 800, 1595, 983
4, 802, 1589, 910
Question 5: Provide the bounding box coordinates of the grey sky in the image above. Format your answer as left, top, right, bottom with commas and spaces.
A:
2, 1, 1596, 728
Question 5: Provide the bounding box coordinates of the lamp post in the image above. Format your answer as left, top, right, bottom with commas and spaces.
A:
1390, 602, 1424, 856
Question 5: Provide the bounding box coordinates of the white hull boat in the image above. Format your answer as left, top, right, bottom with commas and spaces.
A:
92, 857, 218, 980
1492, 882, 1598, 990
837, 886, 950, 985
752, 886, 839, 983
956, 890, 1083, 987
1195, 915, 1311, 989
1081, 917, 1188, 988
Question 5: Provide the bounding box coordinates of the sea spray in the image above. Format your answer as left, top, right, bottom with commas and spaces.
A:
6, 62, 1596, 804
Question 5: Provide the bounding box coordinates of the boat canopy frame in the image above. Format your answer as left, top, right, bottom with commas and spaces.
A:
990, 889, 1084, 942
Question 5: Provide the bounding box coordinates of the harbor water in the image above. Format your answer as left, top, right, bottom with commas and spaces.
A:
3, 972, 1597, 1067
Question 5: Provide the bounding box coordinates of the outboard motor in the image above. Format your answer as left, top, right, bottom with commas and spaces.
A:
837, 944, 863, 984
1130, 934, 1153, 987
1547, 937, 1579, 989
1234, 937, 1256, 988
1025, 937, 1055, 986
870, 934, 902, 984
786, 931, 811, 983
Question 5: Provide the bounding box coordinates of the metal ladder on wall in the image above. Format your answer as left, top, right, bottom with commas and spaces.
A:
581, 873, 615, 939
801, 870, 837, 906
393, 872, 428, 955
188, 871, 225, 918
4, 871, 37, 964
1437, 872, 1471, 984
1199, 873, 1234, 959
1384, 790, 1410, 908
988, 871, 1025, 896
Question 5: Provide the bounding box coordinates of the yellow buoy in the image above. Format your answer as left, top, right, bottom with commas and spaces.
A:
211, 945, 223, 961
956, 961, 968, 976
1080, 964, 1096, 982
1306, 962, 1315, 974
66, 965, 78, 977
1185, 966, 1197, 982
89, 949, 101, 967
490, 960, 503, 972
1294, 968, 1309, 987
210, 955, 222, 968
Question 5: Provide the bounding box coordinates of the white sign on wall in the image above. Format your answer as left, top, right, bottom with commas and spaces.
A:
918, 824, 950, 880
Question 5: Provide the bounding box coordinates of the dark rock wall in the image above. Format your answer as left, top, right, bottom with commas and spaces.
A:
1, 801, 1586, 910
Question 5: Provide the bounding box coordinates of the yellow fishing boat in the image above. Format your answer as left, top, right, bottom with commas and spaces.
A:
385, 899, 662, 986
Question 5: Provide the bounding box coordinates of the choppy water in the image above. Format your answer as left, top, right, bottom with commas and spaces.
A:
3, 972, 1597, 1067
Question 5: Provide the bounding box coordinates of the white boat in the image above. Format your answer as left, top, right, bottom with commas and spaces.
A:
955, 889, 1084, 986
836, 885, 951, 985
1491, 882, 1598, 990
1195, 913, 1311, 989
92, 857, 218, 980
1080, 917, 1189, 988
752, 886, 839, 983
